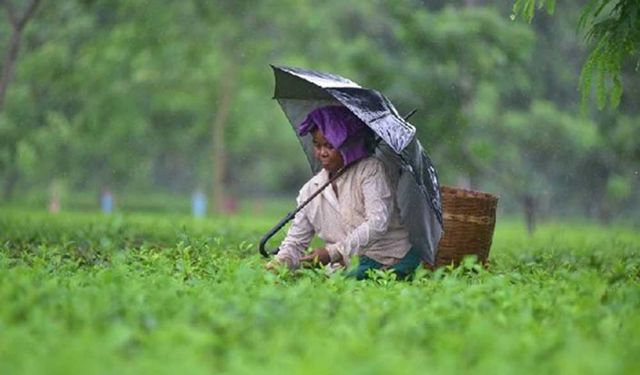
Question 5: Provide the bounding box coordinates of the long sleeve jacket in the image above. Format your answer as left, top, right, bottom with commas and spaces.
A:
276, 157, 412, 268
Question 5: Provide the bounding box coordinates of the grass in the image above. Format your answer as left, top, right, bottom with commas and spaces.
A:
0, 209, 638, 375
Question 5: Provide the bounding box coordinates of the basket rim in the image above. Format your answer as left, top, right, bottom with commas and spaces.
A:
441, 185, 499, 201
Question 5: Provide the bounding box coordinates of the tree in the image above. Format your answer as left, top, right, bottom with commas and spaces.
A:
0, 0, 40, 109
0, 0, 41, 200
513, 0, 640, 109
373, 4, 534, 186
0, 0, 636, 222
476, 101, 599, 233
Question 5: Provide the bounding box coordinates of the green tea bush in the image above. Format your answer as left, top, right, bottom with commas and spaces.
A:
0, 210, 638, 375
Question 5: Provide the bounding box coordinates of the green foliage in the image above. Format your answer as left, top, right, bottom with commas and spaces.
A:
513, 0, 639, 110
606, 174, 633, 202
1, 0, 639, 222
364, 5, 535, 181
0, 211, 639, 374
0, 1, 537, 193
578, 0, 640, 109
469, 99, 600, 211
512, 0, 556, 21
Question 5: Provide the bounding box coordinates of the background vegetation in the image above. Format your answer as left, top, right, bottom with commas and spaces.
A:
0, 0, 638, 231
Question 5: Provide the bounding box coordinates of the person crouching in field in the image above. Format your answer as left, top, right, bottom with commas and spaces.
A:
265, 106, 421, 280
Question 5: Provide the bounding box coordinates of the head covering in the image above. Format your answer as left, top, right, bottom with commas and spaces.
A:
298, 105, 373, 166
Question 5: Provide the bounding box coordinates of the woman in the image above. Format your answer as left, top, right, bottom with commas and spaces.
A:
266, 105, 421, 279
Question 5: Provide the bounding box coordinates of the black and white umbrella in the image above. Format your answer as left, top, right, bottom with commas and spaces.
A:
261, 65, 443, 265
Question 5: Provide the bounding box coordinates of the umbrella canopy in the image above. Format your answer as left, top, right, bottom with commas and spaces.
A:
271, 65, 444, 265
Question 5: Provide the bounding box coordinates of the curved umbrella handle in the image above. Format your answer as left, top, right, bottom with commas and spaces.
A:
259, 211, 295, 257
258, 165, 350, 258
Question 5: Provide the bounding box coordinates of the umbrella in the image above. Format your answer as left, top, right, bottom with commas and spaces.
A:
260, 65, 444, 265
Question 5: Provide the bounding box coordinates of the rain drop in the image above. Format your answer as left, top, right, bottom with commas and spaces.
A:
509, 14, 516, 21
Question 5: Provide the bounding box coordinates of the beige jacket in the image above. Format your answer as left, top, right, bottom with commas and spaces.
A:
276, 157, 412, 268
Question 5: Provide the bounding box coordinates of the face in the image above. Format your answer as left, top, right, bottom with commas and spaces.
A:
312, 129, 344, 173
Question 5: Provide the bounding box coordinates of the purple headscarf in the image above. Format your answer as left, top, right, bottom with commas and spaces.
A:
298, 105, 373, 166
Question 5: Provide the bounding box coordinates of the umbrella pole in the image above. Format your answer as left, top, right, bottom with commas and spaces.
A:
404, 109, 417, 121
258, 165, 349, 257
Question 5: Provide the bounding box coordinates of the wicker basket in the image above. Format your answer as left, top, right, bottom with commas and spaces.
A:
434, 186, 499, 267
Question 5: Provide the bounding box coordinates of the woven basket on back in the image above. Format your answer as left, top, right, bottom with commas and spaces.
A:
434, 186, 499, 267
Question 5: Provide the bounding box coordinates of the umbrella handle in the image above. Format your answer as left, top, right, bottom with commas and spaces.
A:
404, 109, 417, 121
258, 212, 294, 257
258, 165, 349, 258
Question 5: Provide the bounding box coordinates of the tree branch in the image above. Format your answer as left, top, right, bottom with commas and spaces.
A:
0, 0, 42, 110
1, 0, 41, 30
1, 0, 19, 28
16, 0, 41, 31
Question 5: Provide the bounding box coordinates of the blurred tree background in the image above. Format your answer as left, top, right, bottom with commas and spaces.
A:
0, 0, 638, 229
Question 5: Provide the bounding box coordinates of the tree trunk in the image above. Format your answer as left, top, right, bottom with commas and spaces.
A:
522, 194, 536, 236
598, 197, 611, 226
2, 166, 18, 201
0, 0, 42, 110
211, 66, 236, 214
0, 27, 22, 109
0, 25, 23, 199
597, 173, 612, 226
0, 0, 42, 201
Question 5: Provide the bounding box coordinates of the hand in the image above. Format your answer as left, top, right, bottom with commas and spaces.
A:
300, 248, 331, 267
265, 261, 278, 271
265, 258, 292, 272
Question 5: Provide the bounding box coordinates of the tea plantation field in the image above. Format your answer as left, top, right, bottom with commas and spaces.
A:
1, 209, 639, 375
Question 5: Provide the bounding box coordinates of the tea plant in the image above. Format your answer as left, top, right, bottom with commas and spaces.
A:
0, 210, 638, 375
